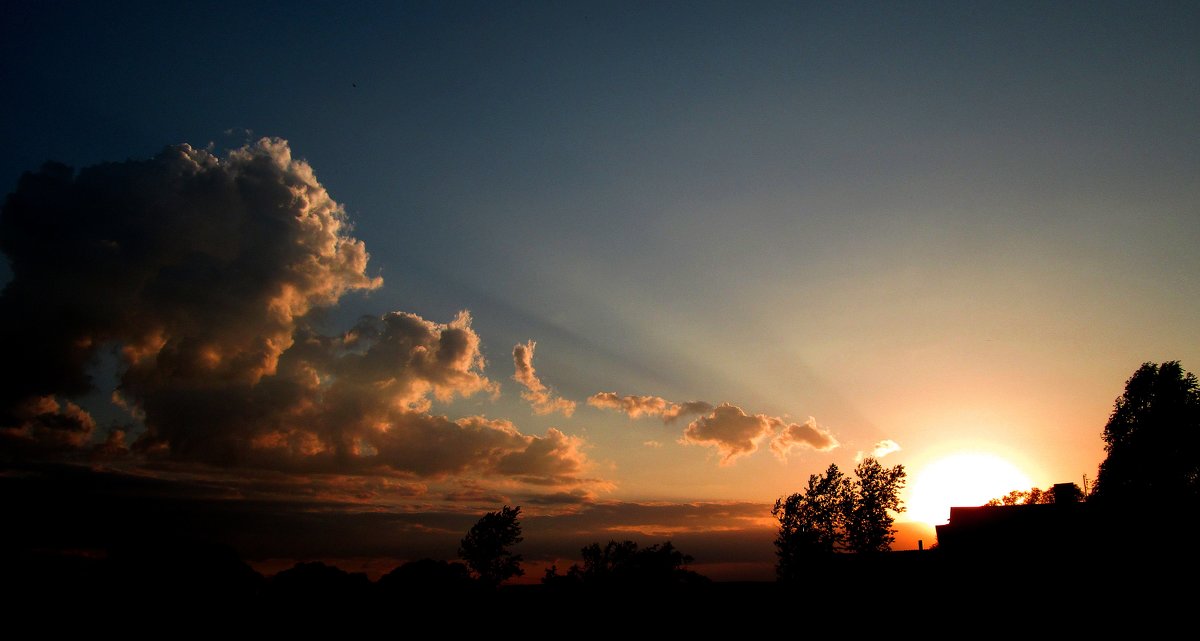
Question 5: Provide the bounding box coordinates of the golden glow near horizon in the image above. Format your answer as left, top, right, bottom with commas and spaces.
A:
907, 452, 1033, 526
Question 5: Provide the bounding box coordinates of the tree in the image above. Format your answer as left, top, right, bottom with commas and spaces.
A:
772, 463, 851, 580
377, 559, 474, 595
1092, 361, 1200, 504
543, 539, 706, 588
458, 505, 524, 587
846, 457, 907, 553
772, 458, 906, 580
986, 487, 1049, 506
985, 483, 1082, 506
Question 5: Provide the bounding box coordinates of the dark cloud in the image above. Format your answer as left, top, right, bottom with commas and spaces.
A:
492, 427, 588, 484
373, 416, 588, 483
587, 392, 711, 423
681, 403, 776, 464
442, 486, 510, 504
0, 463, 476, 561
519, 488, 596, 506
0, 139, 592, 489
0, 140, 379, 420
769, 416, 840, 460
0, 396, 96, 456
512, 341, 575, 416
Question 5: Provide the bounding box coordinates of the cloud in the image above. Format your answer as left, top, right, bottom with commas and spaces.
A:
0, 138, 378, 423
769, 416, 840, 460
511, 341, 575, 416
680, 403, 776, 465
0, 139, 592, 489
127, 308, 589, 482
855, 439, 901, 462
331, 311, 499, 411
587, 392, 712, 424
519, 488, 596, 506
588, 388, 838, 466
492, 427, 588, 484
665, 400, 717, 423
0, 395, 96, 456
442, 487, 510, 504
371, 417, 588, 484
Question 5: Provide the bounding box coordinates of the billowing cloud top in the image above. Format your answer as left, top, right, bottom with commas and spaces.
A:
681, 403, 777, 465
512, 341, 575, 416
0, 139, 589, 489
1, 139, 377, 414
769, 416, 840, 460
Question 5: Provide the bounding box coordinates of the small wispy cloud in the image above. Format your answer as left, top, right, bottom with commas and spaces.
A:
587, 392, 711, 423
512, 341, 576, 416
855, 439, 901, 462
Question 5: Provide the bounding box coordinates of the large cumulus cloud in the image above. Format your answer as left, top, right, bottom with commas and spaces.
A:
0, 139, 591, 487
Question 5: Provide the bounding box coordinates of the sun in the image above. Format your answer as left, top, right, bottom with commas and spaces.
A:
906, 453, 1033, 526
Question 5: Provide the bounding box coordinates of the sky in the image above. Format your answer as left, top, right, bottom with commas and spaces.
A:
2, 1, 1197, 580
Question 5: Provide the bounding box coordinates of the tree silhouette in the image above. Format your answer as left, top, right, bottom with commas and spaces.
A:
773, 458, 905, 580
1092, 361, 1200, 504
267, 561, 371, 603
986, 486, 1051, 506
378, 558, 474, 594
542, 539, 707, 588
986, 483, 1083, 506
772, 463, 851, 580
846, 457, 907, 553
458, 505, 524, 587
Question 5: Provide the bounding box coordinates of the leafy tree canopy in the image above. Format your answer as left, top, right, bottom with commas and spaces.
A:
986, 483, 1083, 506
772, 458, 906, 580
1092, 361, 1200, 504
458, 505, 524, 587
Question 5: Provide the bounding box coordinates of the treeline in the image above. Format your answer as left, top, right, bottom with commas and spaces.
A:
4, 507, 714, 612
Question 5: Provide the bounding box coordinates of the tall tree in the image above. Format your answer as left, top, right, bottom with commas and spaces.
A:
846, 458, 907, 554
458, 505, 524, 587
1092, 361, 1200, 504
772, 463, 851, 580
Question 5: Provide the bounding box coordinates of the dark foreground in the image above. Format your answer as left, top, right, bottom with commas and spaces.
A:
4, 543, 1191, 635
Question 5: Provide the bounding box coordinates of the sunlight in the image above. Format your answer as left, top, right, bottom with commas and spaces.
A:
907, 453, 1033, 526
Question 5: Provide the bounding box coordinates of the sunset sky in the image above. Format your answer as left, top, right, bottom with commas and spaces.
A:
2, 1, 1197, 580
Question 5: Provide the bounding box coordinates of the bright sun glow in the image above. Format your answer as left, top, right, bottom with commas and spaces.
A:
907, 453, 1033, 526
